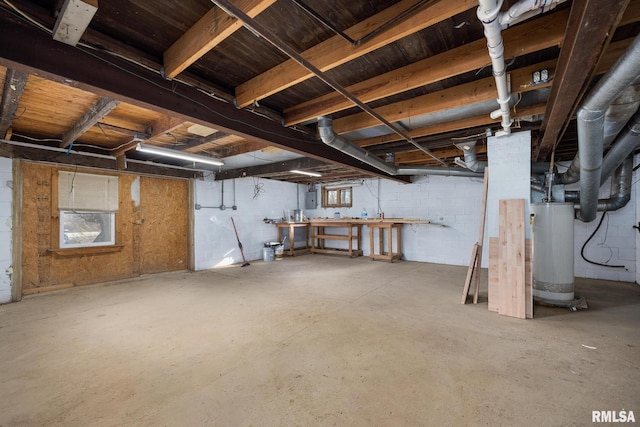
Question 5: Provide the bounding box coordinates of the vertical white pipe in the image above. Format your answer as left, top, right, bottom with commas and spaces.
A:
477, 0, 512, 135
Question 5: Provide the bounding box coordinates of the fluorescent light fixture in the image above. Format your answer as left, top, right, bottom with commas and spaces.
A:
290, 169, 322, 177
136, 143, 224, 166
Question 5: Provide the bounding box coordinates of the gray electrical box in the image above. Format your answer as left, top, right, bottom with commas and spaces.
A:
305, 191, 317, 209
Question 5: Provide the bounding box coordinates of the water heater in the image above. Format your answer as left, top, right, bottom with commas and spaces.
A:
531, 202, 575, 302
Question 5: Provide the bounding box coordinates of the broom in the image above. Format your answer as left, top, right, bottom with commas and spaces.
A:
231, 217, 250, 267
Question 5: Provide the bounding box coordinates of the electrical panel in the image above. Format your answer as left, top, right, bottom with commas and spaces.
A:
305, 191, 317, 210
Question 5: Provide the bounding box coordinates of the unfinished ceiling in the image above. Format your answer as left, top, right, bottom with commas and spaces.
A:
0, 0, 638, 183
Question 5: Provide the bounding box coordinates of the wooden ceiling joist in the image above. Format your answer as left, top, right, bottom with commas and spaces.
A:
111, 114, 184, 157
355, 103, 547, 148
0, 68, 28, 139
163, 0, 277, 79
0, 11, 409, 182
234, 0, 476, 108
332, 60, 556, 135
214, 157, 327, 180
60, 96, 120, 148
284, 9, 568, 126
395, 145, 488, 165
534, 0, 631, 161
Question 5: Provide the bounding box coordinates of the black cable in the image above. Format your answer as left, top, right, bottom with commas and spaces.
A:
580, 210, 626, 269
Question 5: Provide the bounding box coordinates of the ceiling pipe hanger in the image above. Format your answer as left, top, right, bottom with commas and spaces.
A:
211, 0, 447, 168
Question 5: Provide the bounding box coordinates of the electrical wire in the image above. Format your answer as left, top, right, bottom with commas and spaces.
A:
1, 0, 311, 146
580, 211, 626, 269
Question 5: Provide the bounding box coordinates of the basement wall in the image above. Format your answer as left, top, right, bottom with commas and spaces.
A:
303, 175, 485, 266
0, 156, 11, 303
563, 155, 638, 283
193, 177, 300, 269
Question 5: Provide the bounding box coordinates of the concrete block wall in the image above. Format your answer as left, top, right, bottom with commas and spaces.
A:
0, 157, 12, 303
485, 131, 532, 265
193, 177, 300, 270
303, 175, 485, 266
564, 155, 638, 283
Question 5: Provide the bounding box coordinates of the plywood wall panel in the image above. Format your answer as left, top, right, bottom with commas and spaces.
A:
20, 162, 189, 294
139, 176, 189, 274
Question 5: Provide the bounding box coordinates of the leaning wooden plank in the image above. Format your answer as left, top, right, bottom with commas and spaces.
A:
461, 243, 479, 304
498, 199, 526, 319
525, 239, 533, 319
488, 237, 499, 312
472, 167, 489, 304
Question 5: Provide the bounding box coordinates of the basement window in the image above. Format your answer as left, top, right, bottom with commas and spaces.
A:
60, 211, 115, 248
321, 186, 352, 208
58, 171, 119, 249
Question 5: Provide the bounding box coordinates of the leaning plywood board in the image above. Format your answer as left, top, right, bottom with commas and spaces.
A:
498, 199, 526, 319
489, 237, 533, 318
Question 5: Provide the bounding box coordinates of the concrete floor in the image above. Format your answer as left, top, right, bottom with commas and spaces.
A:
0, 256, 638, 426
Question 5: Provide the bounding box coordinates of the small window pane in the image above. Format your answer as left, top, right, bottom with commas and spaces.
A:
327, 190, 338, 205
321, 186, 352, 208
60, 211, 115, 248
340, 189, 351, 204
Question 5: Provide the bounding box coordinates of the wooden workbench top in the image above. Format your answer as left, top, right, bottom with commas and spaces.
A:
308, 218, 433, 225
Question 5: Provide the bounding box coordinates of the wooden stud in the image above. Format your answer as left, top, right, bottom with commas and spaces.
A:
461, 243, 479, 304
472, 168, 489, 304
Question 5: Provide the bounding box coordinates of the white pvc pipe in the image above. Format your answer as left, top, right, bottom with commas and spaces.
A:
477, 0, 567, 136
477, 0, 512, 135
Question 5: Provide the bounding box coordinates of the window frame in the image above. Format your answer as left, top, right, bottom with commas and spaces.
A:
59, 210, 116, 249
321, 186, 353, 208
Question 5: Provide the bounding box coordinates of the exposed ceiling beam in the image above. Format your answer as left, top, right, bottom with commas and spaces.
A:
0, 68, 28, 139
234, 0, 475, 108
395, 145, 488, 165
0, 0, 285, 125
355, 103, 547, 148
0, 139, 200, 179
60, 96, 120, 148
214, 157, 327, 180
213, 0, 447, 166
0, 10, 409, 182
332, 60, 556, 134
533, 0, 630, 161
163, 0, 276, 79
111, 114, 184, 157
284, 9, 568, 126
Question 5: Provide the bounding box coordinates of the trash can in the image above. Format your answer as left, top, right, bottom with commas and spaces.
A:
262, 246, 275, 262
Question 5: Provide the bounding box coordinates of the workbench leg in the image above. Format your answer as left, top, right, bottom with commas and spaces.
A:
289, 226, 295, 256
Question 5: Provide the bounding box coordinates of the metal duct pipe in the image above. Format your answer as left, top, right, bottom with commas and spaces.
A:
600, 109, 640, 184
596, 156, 633, 211
454, 140, 487, 172
477, 0, 512, 136
395, 166, 484, 178
318, 116, 397, 176
576, 34, 640, 222
561, 85, 640, 184
318, 117, 484, 178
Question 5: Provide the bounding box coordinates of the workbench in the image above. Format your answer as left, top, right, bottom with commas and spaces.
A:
309, 220, 363, 257
308, 218, 434, 261
274, 222, 310, 256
